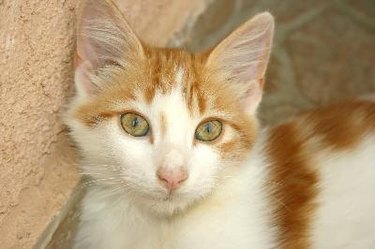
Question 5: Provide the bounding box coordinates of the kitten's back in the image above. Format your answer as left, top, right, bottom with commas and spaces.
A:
264, 100, 375, 249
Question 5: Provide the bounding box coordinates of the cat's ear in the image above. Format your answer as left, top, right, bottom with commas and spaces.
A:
207, 12, 274, 115
75, 0, 144, 97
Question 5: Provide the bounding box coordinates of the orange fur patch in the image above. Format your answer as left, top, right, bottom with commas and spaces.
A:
73, 48, 210, 125
266, 122, 318, 249
160, 112, 167, 138
73, 45, 259, 161
298, 100, 375, 150
266, 100, 375, 248
217, 118, 258, 162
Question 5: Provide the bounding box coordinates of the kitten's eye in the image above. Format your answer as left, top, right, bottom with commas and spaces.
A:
195, 120, 222, 142
120, 113, 150, 137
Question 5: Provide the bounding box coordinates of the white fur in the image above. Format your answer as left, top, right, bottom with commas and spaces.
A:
71, 107, 375, 249
68, 91, 375, 249
67, 61, 375, 248
74, 153, 276, 249
68, 2, 375, 246
310, 135, 375, 249
68, 68, 276, 248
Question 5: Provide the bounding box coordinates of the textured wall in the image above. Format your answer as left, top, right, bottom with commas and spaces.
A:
0, 1, 79, 248
0, 0, 207, 248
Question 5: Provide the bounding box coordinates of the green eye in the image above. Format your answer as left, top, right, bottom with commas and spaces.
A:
120, 113, 150, 137
195, 120, 222, 142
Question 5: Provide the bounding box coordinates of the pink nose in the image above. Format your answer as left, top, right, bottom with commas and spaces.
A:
157, 167, 188, 191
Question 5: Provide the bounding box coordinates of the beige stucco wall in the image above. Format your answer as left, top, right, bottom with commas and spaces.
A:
0, 0, 207, 248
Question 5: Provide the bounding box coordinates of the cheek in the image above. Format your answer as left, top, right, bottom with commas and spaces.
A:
188, 145, 222, 184
108, 125, 155, 174
70, 121, 110, 157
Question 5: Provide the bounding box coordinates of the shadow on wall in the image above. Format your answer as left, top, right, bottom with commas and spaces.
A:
45, 0, 375, 248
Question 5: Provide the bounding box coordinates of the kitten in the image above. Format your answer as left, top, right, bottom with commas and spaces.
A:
65, 0, 375, 248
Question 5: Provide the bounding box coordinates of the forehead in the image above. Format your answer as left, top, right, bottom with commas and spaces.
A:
74, 48, 241, 126
135, 49, 212, 142
140, 48, 208, 115
145, 85, 193, 144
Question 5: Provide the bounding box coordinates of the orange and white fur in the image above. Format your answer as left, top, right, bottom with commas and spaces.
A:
65, 0, 375, 248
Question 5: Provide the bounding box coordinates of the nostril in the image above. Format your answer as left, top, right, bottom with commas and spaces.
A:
156, 167, 188, 190
157, 172, 169, 183
156, 170, 171, 186
177, 171, 188, 184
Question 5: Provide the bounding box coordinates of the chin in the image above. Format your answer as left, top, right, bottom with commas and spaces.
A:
132, 189, 208, 217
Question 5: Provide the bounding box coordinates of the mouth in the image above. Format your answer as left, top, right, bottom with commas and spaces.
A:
161, 192, 181, 202
151, 190, 184, 203
134, 188, 192, 208
132, 187, 183, 202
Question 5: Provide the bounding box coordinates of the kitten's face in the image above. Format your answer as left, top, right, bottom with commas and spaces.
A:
66, 0, 273, 216
68, 50, 257, 215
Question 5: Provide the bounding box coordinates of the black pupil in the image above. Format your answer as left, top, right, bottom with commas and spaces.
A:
205, 123, 212, 133
132, 117, 139, 127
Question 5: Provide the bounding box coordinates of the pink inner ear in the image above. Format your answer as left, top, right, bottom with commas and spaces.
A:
77, 32, 102, 71
243, 79, 263, 114
75, 0, 145, 98
75, 60, 98, 96
206, 12, 274, 115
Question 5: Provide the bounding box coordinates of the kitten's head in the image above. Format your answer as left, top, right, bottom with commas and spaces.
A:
66, 0, 274, 216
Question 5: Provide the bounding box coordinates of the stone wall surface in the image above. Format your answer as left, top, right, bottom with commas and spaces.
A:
0, 0, 208, 248
184, 0, 375, 125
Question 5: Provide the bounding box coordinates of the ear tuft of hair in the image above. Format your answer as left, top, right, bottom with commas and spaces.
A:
207, 12, 274, 115
75, 0, 144, 97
